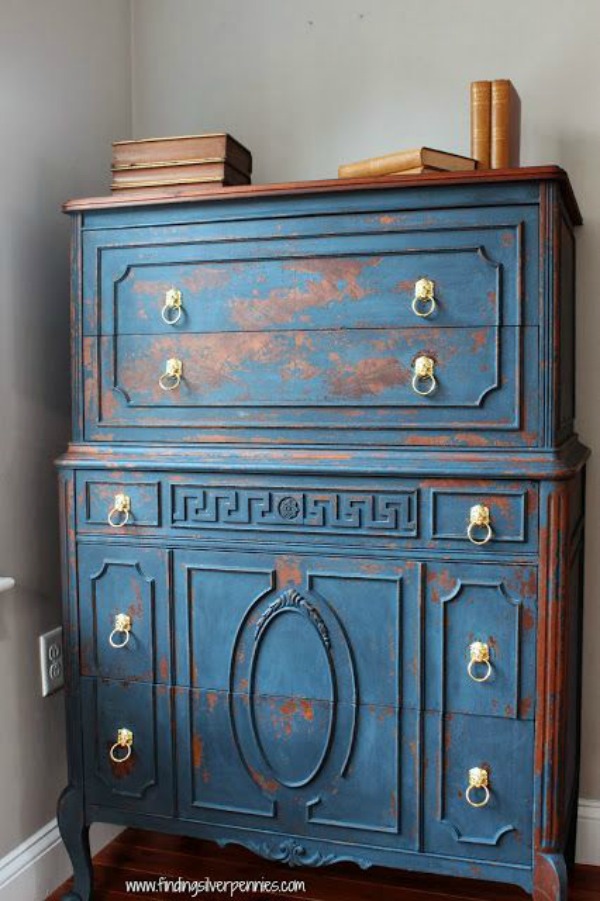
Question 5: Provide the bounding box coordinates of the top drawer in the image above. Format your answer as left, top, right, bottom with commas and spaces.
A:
83, 206, 537, 337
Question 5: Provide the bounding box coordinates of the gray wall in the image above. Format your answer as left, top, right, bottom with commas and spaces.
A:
0, 0, 131, 857
131, 0, 600, 800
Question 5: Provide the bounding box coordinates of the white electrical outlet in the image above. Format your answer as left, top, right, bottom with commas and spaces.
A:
40, 626, 64, 696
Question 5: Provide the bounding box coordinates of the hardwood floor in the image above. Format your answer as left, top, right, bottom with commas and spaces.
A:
49, 830, 600, 900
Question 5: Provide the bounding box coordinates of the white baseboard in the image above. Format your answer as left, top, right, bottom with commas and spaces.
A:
577, 798, 600, 865
0, 819, 121, 900
0, 799, 596, 900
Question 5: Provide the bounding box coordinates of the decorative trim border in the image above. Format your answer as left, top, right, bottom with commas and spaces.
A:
576, 798, 600, 865
171, 485, 418, 537
0, 819, 120, 900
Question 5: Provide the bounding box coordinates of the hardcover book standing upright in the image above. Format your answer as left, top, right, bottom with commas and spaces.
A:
57, 167, 586, 901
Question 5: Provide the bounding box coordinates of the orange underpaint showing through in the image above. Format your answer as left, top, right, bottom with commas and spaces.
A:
192, 735, 203, 770
300, 699, 314, 721
206, 692, 218, 712
249, 766, 278, 794
277, 556, 302, 585
329, 357, 407, 398
228, 257, 381, 329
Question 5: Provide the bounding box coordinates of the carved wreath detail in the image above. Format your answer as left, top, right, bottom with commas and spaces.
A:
258, 838, 336, 867
254, 589, 331, 649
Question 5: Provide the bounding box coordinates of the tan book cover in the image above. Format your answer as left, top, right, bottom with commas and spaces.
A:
112, 133, 252, 174
338, 147, 477, 179
111, 160, 250, 189
387, 166, 446, 175
470, 81, 492, 168
491, 80, 521, 168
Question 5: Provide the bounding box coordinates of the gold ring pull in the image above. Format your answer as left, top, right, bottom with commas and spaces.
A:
159, 357, 183, 391
467, 504, 493, 545
466, 766, 491, 808
161, 288, 183, 325
468, 641, 492, 683
412, 355, 437, 396
109, 613, 132, 649
109, 728, 133, 764
107, 493, 131, 528
412, 277, 436, 318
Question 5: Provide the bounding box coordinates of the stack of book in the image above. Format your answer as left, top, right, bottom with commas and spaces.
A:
338, 147, 477, 179
111, 133, 252, 196
470, 80, 520, 169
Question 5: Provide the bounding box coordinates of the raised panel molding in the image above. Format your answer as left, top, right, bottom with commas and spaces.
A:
440, 578, 522, 719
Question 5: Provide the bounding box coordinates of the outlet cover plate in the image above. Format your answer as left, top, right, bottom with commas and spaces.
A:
40, 626, 64, 696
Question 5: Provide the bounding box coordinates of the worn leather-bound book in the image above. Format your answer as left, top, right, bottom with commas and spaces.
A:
470, 80, 492, 168
338, 147, 477, 178
112, 132, 252, 174
111, 160, 250, 190
491, 80, 521, 168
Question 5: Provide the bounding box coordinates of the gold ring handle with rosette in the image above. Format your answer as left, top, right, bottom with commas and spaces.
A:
468, 641, 492, 682
467, 504, 493, 545
466, 766, 491, 808
412, 277, 437, 318
412, 355, 437, 396
107, 493, 131, 528
109, 728, 133, 764
161, 288, 183, 325
159, 358, 183, 391
109, 613, 132, 649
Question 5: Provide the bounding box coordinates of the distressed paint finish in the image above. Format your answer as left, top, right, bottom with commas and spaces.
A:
56, 171, 587, 901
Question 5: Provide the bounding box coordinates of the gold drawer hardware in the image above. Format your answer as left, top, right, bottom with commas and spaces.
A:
412, 277, 436, 318
412, 355, 437, 396
466, 766, 491, 808
161, 288, 183, 325
109, 728, 133, 764
107, 493, 131, 528
467, 504, 493, 545
468, 641, 492, 682
159, 357, 183, 391
109, 613, 132, 649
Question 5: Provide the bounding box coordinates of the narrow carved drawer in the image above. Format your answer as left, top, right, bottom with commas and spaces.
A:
81, 678, 174, 815
75, 471, 539, 555
78, 543, 171, 683
427, 481, 538, 550
424, 713, 533, 865
425, 562, 537, 719
77, 474, 161, 530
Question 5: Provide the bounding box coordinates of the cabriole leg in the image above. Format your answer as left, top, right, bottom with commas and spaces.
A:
57, 786, 93, 901
533, 852, 568, 901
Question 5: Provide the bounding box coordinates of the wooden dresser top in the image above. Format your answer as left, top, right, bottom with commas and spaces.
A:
64, 165, 582, 224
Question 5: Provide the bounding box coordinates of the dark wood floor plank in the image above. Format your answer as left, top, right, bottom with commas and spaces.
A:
106, 828, 528, 900
48, 828, 600, 901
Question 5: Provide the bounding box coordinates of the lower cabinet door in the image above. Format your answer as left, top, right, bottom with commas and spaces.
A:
175, 688, 419, 852
81, 677, 174, 815
172, 548, 422, 851
424, 712, 533, 865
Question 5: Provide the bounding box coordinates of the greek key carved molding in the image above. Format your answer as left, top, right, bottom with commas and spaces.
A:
171, 485, 417, 536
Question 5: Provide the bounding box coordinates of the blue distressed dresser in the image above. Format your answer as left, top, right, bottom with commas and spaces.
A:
56, 167, 588, 900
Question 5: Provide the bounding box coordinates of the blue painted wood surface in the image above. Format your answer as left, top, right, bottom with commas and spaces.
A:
57, 173, 588, 901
